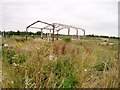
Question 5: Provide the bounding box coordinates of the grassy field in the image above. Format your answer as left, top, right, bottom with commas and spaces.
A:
2, 36, 119, 88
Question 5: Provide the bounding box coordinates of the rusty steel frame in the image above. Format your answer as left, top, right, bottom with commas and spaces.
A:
26, 20, 53, 41
26, 20, 85, 42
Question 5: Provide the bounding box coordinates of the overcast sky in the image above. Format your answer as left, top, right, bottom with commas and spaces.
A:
1, 0, 119, 36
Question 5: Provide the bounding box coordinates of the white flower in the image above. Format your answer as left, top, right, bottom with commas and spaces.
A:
49, 55, 57, 60
13, 63, 19, 67
4, 44, 9, 47
11, 81, 14, 84
49, 55, 54, 60
84, 69, 87, 72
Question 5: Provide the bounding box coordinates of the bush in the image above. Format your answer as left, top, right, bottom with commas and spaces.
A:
62, 75, 77, 88
3, 47, 26, 64
55, 56, 73, 74
3, 48, 16, 64
55, 56, 78, 88
63, 37, 71, 43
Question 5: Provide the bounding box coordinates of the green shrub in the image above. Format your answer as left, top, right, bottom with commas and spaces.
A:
61, 75, 77, 88
55, 56, 73, 75
3, 48, 16, 64
55, 56, 78, 88
3, 47, 26, 64
63, 37, 71, 43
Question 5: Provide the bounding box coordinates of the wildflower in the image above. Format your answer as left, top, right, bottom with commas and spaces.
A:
84, 69, 87, 72
13, 63, 19, 67
4, 44, 9, 47
49, 55, 57, 60
14, 43, 22, 48
10, 81, 14, 84
49, 55, 54, 60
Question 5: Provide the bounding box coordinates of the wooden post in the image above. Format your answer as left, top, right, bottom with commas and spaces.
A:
56, 31, 59, 40
52, 24, 55, 42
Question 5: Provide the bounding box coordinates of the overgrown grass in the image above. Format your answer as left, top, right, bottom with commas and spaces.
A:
2, 36, 119, 88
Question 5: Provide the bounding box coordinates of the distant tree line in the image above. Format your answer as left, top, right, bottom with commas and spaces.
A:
0, 30, 119, 39
1, 30, 62, 36
86, 34, 120, 39
1, 30, 44, 36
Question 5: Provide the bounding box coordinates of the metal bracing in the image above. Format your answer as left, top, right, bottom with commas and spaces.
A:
26, 20, 85, 42
53, 23, 85, 36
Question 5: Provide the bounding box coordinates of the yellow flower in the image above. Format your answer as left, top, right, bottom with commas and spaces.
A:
14, 43, 22, 48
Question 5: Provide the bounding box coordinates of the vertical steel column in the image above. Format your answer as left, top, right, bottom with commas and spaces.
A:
48, 29, 51, 41
76, 29, 78, 39
83, 30, 85, 37
52, 24, 55, 42
68, 28, 70, 35
41, 29, 43, 39
26, 27, 28, 41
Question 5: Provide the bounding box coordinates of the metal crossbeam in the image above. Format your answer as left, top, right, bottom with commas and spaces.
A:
53, 23, 85, 32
